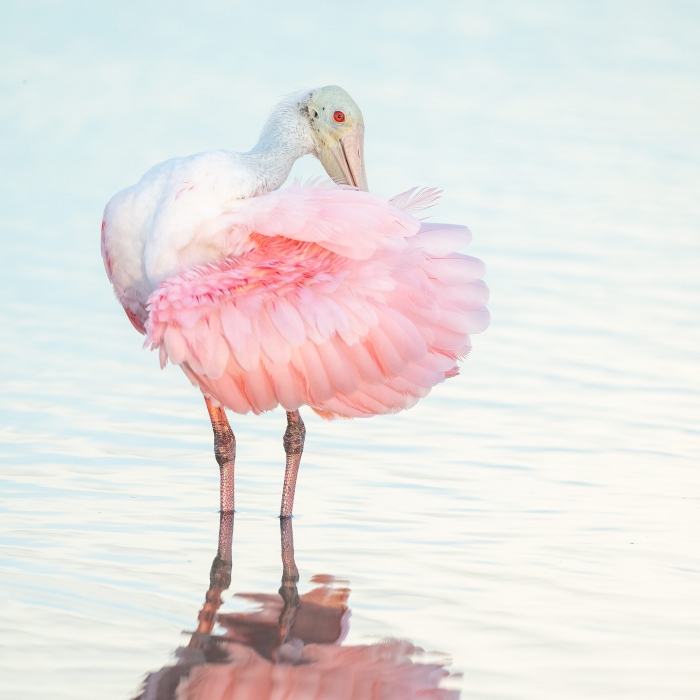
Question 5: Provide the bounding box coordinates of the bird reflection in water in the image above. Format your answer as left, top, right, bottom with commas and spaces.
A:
134, 515, 460, 699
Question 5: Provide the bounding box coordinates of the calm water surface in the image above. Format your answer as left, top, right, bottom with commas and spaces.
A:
1, 2, 699, 698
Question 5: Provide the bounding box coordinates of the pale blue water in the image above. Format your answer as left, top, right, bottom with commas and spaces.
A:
1, 2, 699, 698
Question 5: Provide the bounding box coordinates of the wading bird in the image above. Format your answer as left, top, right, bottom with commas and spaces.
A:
101, 86, 489, 517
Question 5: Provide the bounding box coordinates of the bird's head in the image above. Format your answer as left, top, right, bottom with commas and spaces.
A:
304, 86, 368, 191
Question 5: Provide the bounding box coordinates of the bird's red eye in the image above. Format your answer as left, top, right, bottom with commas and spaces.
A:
333, 110, 345, 123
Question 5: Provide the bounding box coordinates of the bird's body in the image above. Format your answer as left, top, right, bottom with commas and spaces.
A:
103, 153, 310, 331
102, 86, 489, 514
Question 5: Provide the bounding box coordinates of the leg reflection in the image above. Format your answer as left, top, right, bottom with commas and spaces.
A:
275, 516, 301, 658
190, 511, 234, 646
134, 512, 234, 700
135, 513, 462, 699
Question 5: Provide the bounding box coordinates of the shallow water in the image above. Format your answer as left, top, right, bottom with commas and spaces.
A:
2, 2, 699, 698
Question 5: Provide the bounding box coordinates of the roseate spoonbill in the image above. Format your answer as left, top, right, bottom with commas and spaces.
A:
101, 86, 489, 517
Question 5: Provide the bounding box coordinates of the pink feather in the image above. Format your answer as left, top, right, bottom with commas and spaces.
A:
145, 182, 489, 419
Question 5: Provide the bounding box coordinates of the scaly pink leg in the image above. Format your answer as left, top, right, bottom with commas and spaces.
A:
204, 397, 235, 513
280, 410, 305, 518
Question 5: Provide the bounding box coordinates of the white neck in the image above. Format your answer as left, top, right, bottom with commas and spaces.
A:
242, 96, 315, 194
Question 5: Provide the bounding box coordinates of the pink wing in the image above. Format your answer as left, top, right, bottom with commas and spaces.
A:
215, 183, 420, 260
146, 185, 490, 418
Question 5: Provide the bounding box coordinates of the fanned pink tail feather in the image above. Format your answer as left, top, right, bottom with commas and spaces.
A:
389, 187, 442, 215
145, 183, 489, 419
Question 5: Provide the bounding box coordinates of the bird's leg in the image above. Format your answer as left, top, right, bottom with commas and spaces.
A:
280, 410, 305, 518
204, 397, 236, 513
